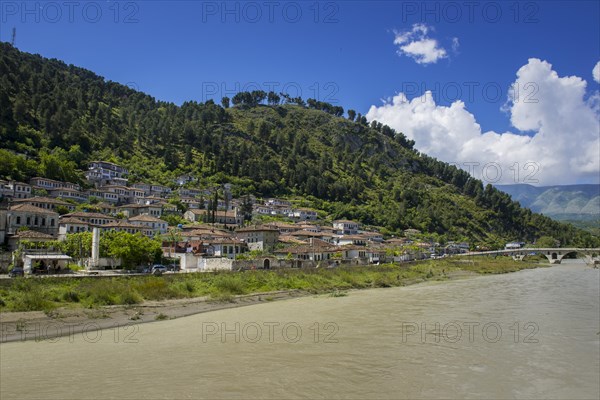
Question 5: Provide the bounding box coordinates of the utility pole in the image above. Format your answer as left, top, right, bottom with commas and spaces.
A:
11, 28, 16, 46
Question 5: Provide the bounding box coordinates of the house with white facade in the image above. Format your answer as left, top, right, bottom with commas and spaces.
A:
128, 214, 168, 237
101, 220, 142, 235
6, 204, 59, 236
203, 238, 248, 259
336, 235, 368, 246
333, 220, 360, 235
289, 208, 318, 221
235, 225, 280, 252
118, 203, 162, 218
58, 217, 91, 240
30, 177, 80, 192
5, 181, 32, 199
12, 196, 75, 212
184, 209, 242, 226
274, 240, 338, 262
86, 161, 129, 186
48, 188, 87, 202
61, 212, 115, 226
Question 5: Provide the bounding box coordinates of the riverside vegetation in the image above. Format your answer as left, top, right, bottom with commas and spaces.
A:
0, 257, 545, 312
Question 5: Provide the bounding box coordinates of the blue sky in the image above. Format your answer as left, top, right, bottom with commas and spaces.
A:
1, 1, 599, 185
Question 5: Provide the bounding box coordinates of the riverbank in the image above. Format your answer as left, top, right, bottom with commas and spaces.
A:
0, 257, 545, 343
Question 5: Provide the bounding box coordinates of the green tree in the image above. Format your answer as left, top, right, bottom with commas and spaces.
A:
267, 91, 280, 106
60, 232, 93, 260
240, 195, 253, 225
221, 96, 230, 109
536, 236, 559, 248
103, 231, 162, 269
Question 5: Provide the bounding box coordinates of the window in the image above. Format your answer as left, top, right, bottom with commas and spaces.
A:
16, 216, 21, 225
27, 217, 31, 225
50, 219, 55, 227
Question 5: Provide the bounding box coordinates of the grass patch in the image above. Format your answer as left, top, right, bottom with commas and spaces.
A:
212, 275, 246, 295
209, 292, 235, 303
133, 278, 177, 300
11, 288, 56, 312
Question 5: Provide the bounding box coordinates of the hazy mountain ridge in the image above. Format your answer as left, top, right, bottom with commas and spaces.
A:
497, 184, 600, 220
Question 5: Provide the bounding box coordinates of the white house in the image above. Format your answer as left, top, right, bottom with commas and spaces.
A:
30, 177, 80, 192
13, 196, 75, 212
61, 212, 115, 226
6, 204, 59, 236
48, 188, 87, 202
289, 208, 318, 221
58, 217, 91, 240
128, 214, 168, 237
336, 235, 367, 246
204, 238, 248, 259
86, 161, 128, 185
235, 225, 280, 253
333, 220, 360, 235
184, 209, 242, 226
101, 220, 142, 235
6, 181, 32, 199
505, 241, 525, 249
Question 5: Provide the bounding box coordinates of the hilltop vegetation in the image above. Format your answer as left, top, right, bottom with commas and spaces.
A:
0, 42, 597, 247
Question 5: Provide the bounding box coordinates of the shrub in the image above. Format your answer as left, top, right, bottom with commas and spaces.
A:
118, 290, 143, 305
134, 278, 177, 300
62, 290, 80, 303
12, 290, 56, 312
212, 275, 245, 295
155, 313, 168, 320
209, 292, 235, 303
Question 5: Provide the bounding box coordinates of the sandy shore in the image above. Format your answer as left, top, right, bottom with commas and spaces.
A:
0, 290, 308, 343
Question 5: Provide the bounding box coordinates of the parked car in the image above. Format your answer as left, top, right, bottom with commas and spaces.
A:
167, 263, 180, 272
151, 264, 167, 275
8, 267, 24, 278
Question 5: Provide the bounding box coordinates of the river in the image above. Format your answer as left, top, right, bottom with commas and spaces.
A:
1, 262, 598, 399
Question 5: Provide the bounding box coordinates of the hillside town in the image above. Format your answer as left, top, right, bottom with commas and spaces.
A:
0, 161, 471, 274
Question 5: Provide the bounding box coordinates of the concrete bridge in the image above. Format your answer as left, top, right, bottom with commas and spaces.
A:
463, 248, 600, 265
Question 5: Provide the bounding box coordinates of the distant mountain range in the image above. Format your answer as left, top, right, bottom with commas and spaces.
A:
496, 184, 600, 221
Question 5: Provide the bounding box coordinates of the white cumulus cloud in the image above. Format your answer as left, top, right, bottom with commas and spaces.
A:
593, 60, 600, 83
366, 59, 600, 185
393, 24, 453, 65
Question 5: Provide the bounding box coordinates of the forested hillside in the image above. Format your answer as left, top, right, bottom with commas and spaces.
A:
0, 42, 596, 247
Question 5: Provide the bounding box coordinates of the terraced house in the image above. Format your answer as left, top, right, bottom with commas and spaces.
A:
235, 225, 280, 252
5, 204, 59, 236
61, 212, 116, 226
128, 214, 168, 237
12, 196, 75, 212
